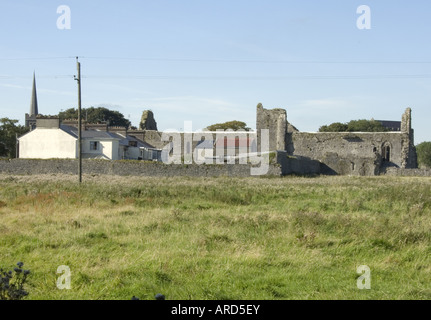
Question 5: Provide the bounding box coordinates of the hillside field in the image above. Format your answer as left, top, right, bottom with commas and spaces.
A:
0, 173, 430, 300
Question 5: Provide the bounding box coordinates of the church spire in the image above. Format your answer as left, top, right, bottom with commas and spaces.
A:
30, 71, 38, 116
25, 72, 39, 130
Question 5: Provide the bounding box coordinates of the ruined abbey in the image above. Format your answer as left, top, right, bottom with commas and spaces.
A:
255, 103, 417, 175
128, 103, 418, 176
17, 73, 419, 176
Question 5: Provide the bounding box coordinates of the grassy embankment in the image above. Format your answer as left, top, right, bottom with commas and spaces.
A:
0, 174, 430, 300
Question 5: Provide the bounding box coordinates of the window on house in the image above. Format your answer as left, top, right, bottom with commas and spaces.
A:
90, 141, 99, 151
129, 141, 137, 147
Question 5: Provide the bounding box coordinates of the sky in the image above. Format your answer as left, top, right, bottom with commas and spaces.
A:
1, 0, 431, 143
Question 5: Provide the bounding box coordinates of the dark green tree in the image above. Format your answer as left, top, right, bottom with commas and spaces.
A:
319, 119, 389, 132
0, 118, 29, 158
416, 142, 431, 168
319, 122, 348, 132
206, 120, 250, 132
346, 119, 388, 132
59, 107, 131, 128
58, 108, 78, 120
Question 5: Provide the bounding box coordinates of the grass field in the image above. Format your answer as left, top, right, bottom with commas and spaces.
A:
0, 173, 430, 300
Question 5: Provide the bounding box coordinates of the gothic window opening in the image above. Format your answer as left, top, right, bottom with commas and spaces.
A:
382, 144, 391, 162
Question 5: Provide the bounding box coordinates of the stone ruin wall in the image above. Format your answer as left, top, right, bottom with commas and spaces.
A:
256, 103, 287, 152
139, 110, 158, 131
83, 105, 417, 176
256, 103, 418, 176
289, 131, 409, 175
123, 105, 419, 176
290, 109, 417, 175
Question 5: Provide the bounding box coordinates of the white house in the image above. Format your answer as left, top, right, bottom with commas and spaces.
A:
18, 117, 159, 160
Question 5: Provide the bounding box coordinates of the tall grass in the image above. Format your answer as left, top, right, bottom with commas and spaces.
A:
0, 174, 430, 299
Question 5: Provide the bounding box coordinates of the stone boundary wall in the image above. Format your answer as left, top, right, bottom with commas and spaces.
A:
0, 159, 282, 177
382, 167, 431, 177
2, 159, 429, 178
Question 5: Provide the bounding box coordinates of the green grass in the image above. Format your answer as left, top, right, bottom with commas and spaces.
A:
0, 174, 430, 300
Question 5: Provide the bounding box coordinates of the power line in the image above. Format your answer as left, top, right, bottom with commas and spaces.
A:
1, 74, 431, 80
0, 75, 73, 79
79, 56, 431, 64
0, 57, 76, 61
2, 55, 431, 64
80, 74, 431, 80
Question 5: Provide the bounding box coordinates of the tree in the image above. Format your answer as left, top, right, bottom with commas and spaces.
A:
346, 119, 389, 132
319, 122, 348, 132
58, 107, 131, 128
416, 142, 431, 168
0, 118, 29, 158
206, 120, 250, 132
319, 119, 389, 132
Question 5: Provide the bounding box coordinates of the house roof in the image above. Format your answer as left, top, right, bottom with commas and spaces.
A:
61, 125, 122, 139
376, 120, 401, 131
196, 140, 215, 149
59, 125, 155, 149
117, 134, 155, 149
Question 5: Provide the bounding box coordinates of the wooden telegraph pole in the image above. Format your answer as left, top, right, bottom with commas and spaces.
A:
75, 57, 82, 183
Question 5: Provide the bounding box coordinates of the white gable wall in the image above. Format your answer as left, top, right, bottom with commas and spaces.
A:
19, 128, 77, 159
82, 139, 120, 160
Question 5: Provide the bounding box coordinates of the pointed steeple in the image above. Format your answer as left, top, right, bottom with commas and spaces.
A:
30, 71, 38, 116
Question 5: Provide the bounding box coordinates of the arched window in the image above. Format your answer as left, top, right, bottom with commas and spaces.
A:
382, 143, 391, 162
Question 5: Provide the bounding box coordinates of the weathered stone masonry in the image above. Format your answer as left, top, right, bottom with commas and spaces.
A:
0, 159, 283, 177
256, 104, 419, 176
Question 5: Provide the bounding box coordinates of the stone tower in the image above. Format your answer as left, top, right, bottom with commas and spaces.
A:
25, 72, 39, 130
401, 107, 417, 168
139, 110, 158, 130
256, 103, 287, 152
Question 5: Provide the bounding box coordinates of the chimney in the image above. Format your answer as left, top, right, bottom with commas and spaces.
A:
36, 115, 60, 128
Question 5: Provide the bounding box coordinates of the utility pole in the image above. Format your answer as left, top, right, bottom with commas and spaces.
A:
74, 57, 82, 183
15, 133, 19, 159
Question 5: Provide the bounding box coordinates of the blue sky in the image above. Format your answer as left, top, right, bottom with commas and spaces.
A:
1, 0, 431, 143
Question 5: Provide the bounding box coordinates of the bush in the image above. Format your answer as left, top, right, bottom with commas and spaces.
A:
416, 142, 431, 169
0, 262, 31, 300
